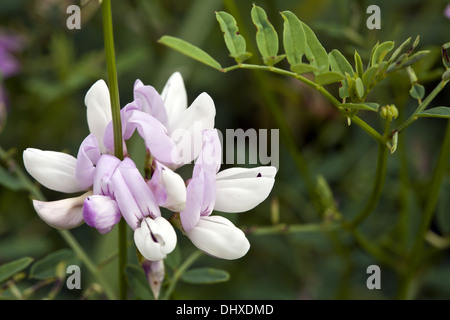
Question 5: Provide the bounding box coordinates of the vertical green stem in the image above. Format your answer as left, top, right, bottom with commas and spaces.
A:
350, 142, 389, 227
398, 120, 450, 299
101, 0, 127, 300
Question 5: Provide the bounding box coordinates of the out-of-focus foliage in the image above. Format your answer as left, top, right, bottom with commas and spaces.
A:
0, 0, 449, 299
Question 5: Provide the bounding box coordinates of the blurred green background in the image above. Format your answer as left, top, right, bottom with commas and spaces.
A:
0, 0, 449, 299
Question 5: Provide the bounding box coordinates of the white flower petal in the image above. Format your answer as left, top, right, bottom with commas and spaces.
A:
161, 72, 188, 130
134, 217, 177, 261
186, 216, 250, 260
159, 164, 187, 212
214, 167, 277, 213
85, 80, 112, 153
32, 191, 92, 229
169, 92, 216, 166
23, 148, 84, 193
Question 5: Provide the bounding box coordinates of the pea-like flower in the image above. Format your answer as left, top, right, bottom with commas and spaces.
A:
23, 78, 180, 261
130, 72, 216, 168
180, 129, 277, 260
23, 79, 114, 229
83, 154, 177, 260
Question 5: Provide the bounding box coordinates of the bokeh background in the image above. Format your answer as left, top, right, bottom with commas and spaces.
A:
0, 0, 449, 299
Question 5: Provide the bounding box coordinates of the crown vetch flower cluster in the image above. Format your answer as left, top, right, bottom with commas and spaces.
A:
23, 72, 276, 267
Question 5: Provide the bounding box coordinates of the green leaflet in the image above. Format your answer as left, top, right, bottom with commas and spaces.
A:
354, 51, 364, 78
281, 10, 307, 68
329, 49, 354, 76
0, 257, 33, 284
216, 11, 251, 63
355, 77, 365, 99
251, 5, 279, 65
29, 249, 78, 280
362, 65, 378, 88
371, 41, 394, 67
301, 22, 329, 74
291, 62, 318, 75
386, 49, 430, 74
181, 267, 230, 284
409, 83, 425, 100
416, 107, 450, 119
158, 36, 222, 71
281, 11, 329, 75
315, 71, 344, 86
402, 50, 431, 68
388, 37, 411, 63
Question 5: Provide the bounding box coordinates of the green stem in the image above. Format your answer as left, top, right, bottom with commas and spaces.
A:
398, 120, 450, 299
223, 63, 385, 144
350, 229, 399, 270
101, 0, 126, 300
243, 222, 340, 235
350, 142, 389, 228
396, 79, 449, 133
249, 69, 320, 212
351, 116, 387, 145
224, 64, 340, 106
162, 250, 203, 300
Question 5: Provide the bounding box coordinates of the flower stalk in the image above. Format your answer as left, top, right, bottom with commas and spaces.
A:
101, 0, 127, 300
398, 120, 450, 299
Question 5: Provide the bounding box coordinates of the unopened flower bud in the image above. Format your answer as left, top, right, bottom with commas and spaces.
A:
380, 104, 398, 121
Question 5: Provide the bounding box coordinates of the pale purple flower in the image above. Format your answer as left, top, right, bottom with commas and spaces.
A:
180, 129, 277, 260
445, 4, 450, 19
0, 31, 24, 78
0, 31, 25, 130
130, 72, 216, 168
81, 154, 177, 260
23, 80, 114, 229
23, 80, 154, 227
24, 79, 178, 260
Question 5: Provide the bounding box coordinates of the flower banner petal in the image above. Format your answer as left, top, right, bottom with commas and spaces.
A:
134, 79, 168, 127
127, 110, 178, 166
169, 92, 216, 166
85, 80, 112, 153
160, 72, 188, 129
